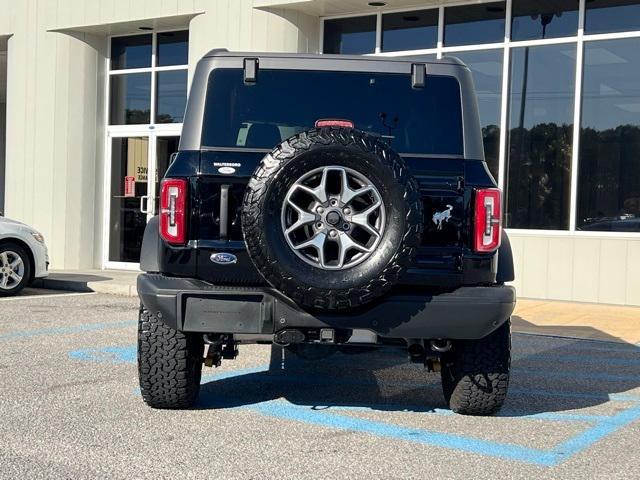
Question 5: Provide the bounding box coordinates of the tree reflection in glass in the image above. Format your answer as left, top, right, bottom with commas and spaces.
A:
505, 44, 576, 230
577, 38, 640, 232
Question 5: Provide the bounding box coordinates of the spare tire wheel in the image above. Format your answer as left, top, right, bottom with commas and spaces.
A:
242, 127, 423, 310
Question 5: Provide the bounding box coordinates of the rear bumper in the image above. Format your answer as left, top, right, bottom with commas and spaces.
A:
137, 274, 515, 341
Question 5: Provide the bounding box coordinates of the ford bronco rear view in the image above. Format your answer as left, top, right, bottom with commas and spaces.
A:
136, 51, 516, 416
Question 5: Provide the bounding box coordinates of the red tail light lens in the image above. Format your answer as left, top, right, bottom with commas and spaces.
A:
160, 178, 188, 245
314, 119, 354, 128
474, 188, 502, 253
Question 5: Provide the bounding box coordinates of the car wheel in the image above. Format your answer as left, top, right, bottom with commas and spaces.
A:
242, 127, 423, 310
0, 243, 31, 297
440, 319, 511, 416
137, 304, 204, 409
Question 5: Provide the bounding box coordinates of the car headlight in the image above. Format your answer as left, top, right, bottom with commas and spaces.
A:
31, 232, 45, 244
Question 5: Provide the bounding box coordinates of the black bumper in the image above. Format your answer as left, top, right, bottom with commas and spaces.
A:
137, 274, 516, 340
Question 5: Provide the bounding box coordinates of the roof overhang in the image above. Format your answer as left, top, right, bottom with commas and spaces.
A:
253, 0, 448, 17
47, 12, 203, 36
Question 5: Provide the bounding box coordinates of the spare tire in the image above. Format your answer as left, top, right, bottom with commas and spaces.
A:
242, 127, 422, 310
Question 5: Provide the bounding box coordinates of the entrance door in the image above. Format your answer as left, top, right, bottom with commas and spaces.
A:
104, 132, 180, 269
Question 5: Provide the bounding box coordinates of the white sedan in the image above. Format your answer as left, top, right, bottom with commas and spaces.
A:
0, 216, 49, 296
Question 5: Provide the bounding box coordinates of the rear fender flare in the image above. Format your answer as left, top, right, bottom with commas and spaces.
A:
496, 230, 515, 283
140, 216, 160, 273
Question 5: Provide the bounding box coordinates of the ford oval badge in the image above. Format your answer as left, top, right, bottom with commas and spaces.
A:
210, 252, 238, 265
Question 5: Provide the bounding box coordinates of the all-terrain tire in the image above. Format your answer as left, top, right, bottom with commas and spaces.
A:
441, 319, 511, 416
242, 127, 423, 310
137, 304, 204, 409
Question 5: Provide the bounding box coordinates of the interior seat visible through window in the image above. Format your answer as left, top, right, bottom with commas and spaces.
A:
244, 123, 282, 148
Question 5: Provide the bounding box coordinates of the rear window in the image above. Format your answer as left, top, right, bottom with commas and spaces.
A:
201, 68, 464, 155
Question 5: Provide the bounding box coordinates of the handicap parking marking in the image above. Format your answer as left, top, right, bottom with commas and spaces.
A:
0, 319, 136, 342
68, 342, 640, 467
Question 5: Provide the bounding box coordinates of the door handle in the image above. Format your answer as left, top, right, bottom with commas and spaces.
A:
140, 195, 151, 214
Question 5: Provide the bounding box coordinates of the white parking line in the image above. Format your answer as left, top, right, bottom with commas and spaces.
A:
0, 290, 96, 301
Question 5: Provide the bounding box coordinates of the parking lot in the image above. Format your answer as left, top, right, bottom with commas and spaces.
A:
1, 292, 640, 479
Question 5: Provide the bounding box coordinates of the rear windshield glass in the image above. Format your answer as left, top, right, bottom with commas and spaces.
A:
201, 68, 464, 155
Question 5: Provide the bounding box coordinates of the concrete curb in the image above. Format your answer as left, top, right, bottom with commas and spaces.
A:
33, 277, 138, 297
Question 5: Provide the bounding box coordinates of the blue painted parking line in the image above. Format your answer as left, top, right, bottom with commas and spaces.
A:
514, 367, 640, 382
513, 333, 640, 353
0, 320, 136, 342
69, 345, 137, 364
251, 400, 558, 466
69, 344, 640, 467
515, 353, 640, 367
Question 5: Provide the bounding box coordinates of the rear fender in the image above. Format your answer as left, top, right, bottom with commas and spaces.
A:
140, 216, 160, 273
496, 230, 515, 283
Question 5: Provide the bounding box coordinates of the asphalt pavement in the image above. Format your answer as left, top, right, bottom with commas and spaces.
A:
1, 292, 640, 479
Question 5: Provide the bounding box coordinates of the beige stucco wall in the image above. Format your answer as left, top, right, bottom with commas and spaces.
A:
0, 0, 319, 270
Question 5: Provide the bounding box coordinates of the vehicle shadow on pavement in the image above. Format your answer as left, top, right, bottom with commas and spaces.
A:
196, 333, 640, 416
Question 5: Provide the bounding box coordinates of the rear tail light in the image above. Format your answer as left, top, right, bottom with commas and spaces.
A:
315, 119, 354, 129
160, 178, 188, 245
473, 188, 502, 253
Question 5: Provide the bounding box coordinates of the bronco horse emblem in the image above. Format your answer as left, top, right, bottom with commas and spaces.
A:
432, 205, 453, 230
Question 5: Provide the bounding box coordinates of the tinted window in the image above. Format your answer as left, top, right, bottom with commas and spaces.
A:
453, 50, 503, 179
506, 44, 576, 230
202, 69, 463, 155
577, 39, 640, 232
323, 16, 377, 54
382, 9, 438, 52
109, 73, 151, 125
511, 0, 579, 40
156, 70, 188, 123
111, 34, 152, 70
585, 0, 640, 34
157, 30, 189, 66
444, 2, 506, 46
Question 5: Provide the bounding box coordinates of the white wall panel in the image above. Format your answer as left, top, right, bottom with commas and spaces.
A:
509, 232, 640, 306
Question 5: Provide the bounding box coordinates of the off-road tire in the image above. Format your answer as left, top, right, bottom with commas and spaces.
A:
441, 319, 511, 416
138, 304, 204, 409
242, 127, 423, 310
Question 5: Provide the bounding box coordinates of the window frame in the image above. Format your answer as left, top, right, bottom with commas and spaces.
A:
106, 29, 189, 132
320, 0, 640, 236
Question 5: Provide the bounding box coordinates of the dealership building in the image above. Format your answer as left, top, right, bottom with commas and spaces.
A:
0, 0, 639, 305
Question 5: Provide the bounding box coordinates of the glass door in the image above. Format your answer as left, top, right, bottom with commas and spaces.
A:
106, 135, 150, 266
104, 132, 181, 269
151, 135, 181, 216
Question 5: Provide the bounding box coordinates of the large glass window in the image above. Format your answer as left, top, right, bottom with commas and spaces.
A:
511, 0, 580, 41
109, 31, 188, 126
156, 70, 188, 123
321, 5, 640, 234
382, 9, 438, 52
157, 30, 189, 66
577, 38, 640, 232
452, 50, 503, 179
444, 2, 506, 47
110, 73, 151, 125
505, 44, 576, 230
202, 69, 464, 155
111, 34, 152, 70
585, 0, 640, 35
323, 16, 377, 54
